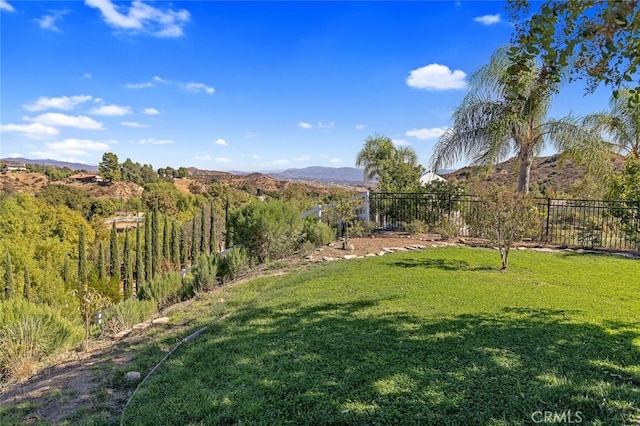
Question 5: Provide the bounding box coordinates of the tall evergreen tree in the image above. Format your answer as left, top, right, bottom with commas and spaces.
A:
200, 205, 208, 255
210, 202, 216, 255
163, 214, 171, 263
23, 268, 30, 301
4, 251, 14, 300
145, 209, 152, 281
109, 222, 120, 279
171, 220, 180, 266
135, 223, 144, 292
78, 226, 87, 284
180, 226, 188, 268
123, 230, 133, 298
97, 241, 106, 283
225, 199, 231, 249
191, 216, 198, 262
152, 204, 160, 277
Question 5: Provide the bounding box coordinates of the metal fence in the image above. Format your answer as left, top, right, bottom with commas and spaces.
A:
369, 192, 640, 252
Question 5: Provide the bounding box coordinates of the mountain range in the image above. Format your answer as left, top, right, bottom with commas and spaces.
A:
0, 157, 99, 172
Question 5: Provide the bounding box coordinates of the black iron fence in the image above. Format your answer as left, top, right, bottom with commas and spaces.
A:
369, 192, 640, 252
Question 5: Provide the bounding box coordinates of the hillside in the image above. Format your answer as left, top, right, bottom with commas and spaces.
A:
268, 166, 368, 184
444, 154, 626, 195
0, 157, 98, 172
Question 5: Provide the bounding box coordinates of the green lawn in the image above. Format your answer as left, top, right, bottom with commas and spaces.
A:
122, 247, 640, 425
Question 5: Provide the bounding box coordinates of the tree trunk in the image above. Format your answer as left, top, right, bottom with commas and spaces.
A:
517, 149, 533, 194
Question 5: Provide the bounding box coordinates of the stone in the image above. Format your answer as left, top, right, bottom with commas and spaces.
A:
322, 256, 339, 262
152, 317, 170, 325
343, 255, 358, 260
125, 371, 141, 382
365, 253, 377, 257
458, 238, 466, 244
133, 321, 151, 329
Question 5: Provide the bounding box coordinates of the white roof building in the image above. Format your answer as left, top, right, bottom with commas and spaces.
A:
420, 171, 446, 185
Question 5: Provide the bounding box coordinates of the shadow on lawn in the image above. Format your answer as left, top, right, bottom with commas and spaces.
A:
390, 257, 495, 271
124, 300, 640, 426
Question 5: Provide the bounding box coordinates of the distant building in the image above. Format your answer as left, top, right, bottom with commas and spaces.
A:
420, 171, 446, 185
68, 173, 104, 183
0, 162, 27, 173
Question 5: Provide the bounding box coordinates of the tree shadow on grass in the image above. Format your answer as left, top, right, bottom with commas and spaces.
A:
124, 300, 640, 426
390, 257, 495, 272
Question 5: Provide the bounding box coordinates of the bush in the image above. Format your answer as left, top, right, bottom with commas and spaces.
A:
347, 219, 375, 237
0, 299, 83, 382
302, 219, 335, 247
434, 214, 461, 240
186, 254, 219, 296
220, 247, 250, 282
229, 200, 303, 262
403, 219, 427, 234
101, 299, 157, 336
137, 271, 183, 309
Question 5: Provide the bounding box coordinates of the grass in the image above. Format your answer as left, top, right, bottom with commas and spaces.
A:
102, 248, 640, 424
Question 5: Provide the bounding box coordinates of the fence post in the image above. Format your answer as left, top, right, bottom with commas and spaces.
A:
545, 198, 551, 242
364, 191, 370, 224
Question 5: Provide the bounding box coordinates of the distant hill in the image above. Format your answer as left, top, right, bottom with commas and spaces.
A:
268, 166, 368, 184
0, 157, 98, 172
444, 154, 625, 194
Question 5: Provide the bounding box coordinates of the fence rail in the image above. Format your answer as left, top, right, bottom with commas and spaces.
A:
368, 192, 640, 252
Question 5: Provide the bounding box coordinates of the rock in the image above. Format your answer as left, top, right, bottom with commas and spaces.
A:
341, 241, 355, 251
113, 330, 130, 340
365, 253, 377, 257
517, 247, 527, 250
458, 238, 466, 244
125, 371, 141, 382
377, 251, 387, 256
343, 255, 358, 260
133, 321, 151, 329
152, 317, 170, 325
322, 256, 339, 262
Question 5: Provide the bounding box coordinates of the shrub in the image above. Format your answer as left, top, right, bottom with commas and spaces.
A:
434, 214, 462, 240
220, 247, 250, 282
0, 299, 83, 382
347, 219, 375, 237
229, 200, 303, 262
403, 219, 427, 234
302, 219, 335, 247
101, 299, 157, 336
186, 254, 219, 297
137, 271, 183, 309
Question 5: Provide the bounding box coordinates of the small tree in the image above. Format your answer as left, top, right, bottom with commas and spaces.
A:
472, 189, 541, 271
330, 198, 360, 250
608, 155, 640, 244
109, 222, 119, 279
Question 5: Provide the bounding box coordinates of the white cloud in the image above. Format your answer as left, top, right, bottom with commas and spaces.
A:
273, 159, 290, 166
317, 122, 334, 129
39, 139, 110, 157
143, 107, 159, 115
28, 113, 104, 130
8, 153, 22, 158
0, 122, 59, 138
215, 157, 231, 163
121, 121, 149, 128
329, 158, 342, 164
474, 14, 501, 25
0, 0, 15, 12
23, 95, 92, 112
84, 0, 190, 38
126, 82, 153, 89
298, 122, 313, 129
153, 76, 169, 84
34, 10, 68, 32
214, 138, 228, 146
405, 127, 448, 140
140, 138, 173, 145
83, 73, 92, 79
392, 139, 410, 146
245, 132, 258, 138
90, 104, 131, 116
194, 155, 211, 161
355, 124, 366, 130
293, 155, 311, 162
252, 155, 260, 159
407, 64, 466, 90
185, 82, 214, 95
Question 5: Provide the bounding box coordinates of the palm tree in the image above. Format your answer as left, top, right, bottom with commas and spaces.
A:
583, 88, 640, 160
431, 47, 608, 193
355, 134, 419, 182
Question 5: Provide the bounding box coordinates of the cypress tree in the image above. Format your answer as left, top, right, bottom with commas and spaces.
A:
163, 214, 171, 263
4, 251, 14, 300
78, 226, 87, 284
152, 204, 159, 277
109, 222, 119, 279
123, 230, 132, 298
145, 210, 152, 281
180, 226, 188, 268
210, 202, 216, 255
224, 198, 231, 249
97, 241, 106, 283
172, 220, 180, 266
191, 215, 198, 263
23, 268, 30, 301
200, 205, 208, 255
135, 223, 144, 292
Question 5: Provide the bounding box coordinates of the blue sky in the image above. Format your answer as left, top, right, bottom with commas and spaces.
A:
0, 1, 613, 172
